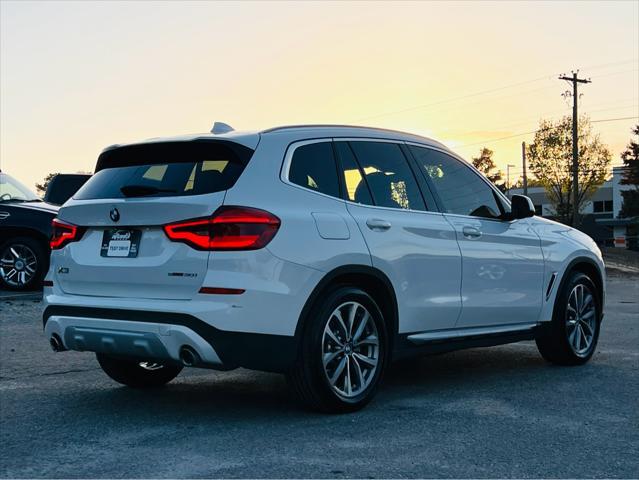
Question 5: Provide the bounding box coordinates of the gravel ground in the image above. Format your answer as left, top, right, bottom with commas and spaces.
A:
0, 274, 638, 478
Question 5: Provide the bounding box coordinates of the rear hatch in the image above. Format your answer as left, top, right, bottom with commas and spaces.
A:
54, 140, 254, 299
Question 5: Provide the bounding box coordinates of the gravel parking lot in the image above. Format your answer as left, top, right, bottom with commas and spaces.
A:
1, 273, 638, 478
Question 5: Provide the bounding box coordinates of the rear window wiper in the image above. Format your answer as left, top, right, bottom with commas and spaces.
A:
120, 185, 177, 197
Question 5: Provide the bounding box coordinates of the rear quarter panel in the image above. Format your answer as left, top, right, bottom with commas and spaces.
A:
224, 134, 372, 272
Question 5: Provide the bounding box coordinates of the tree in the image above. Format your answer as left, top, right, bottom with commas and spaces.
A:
526, 115, 611, 225
471, 147, 505, 191
619, 124, 639, 218
35, 172, 60, 195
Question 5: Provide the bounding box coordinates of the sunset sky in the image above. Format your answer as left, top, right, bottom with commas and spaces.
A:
1, 0, 637, 191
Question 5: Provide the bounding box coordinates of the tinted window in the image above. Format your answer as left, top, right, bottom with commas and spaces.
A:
349, 142, 425, 211
334, 142, 373, 205
289, 142, 340, 198
409, 146, 503, 219
75, 141, 251, 200
44, 174, 91, 205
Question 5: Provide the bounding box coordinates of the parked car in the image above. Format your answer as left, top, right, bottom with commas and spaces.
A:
0, 172, 58, 290
44, 173, 91, 206
42, 124, 605, 412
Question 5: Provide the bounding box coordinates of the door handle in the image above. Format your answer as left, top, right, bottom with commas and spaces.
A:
462, 226, 482, 238
366, 218, 392, 231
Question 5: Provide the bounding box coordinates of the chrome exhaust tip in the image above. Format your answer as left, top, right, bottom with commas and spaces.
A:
179, 346, 200, 367
50, 334, 65, 352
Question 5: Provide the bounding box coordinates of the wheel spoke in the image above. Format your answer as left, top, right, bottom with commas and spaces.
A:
581, 309, 595, 320
581, 294, 593, 314
347, 303, 358, 340
10, 247, 20, 259
344, 358, 352, 396
353, 352, 376, 368
351, 356, 364, 389
352, 311, 370, 343
333, 310, 349, 339
568, 324, 578, 348
580, 320, 593, 336
329, 356, 347, 386
355, 334, 379, 347
323, 350, 342, 367
576, 324, 586, 351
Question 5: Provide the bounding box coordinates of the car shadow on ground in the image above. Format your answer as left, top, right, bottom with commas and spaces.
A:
54, 343, 556, 422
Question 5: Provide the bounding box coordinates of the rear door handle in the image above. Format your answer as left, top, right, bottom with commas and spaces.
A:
366, 218, 392, 231
462, 226, 482, 238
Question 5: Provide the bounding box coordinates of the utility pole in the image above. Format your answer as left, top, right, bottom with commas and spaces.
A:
559, 71, 591, 226
521, 141, 528, 196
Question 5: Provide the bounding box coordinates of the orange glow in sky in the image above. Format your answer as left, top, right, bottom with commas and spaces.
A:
1, 1, 637, 190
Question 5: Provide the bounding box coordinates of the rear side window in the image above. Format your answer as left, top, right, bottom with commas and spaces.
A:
74, 141, 253, 200
349, 141, 425, 211
288, 142, 340, 198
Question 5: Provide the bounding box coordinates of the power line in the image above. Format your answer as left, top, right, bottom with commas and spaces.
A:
455, 115, 638, 149
353, 75, 556, 122
353, 58, 638, 123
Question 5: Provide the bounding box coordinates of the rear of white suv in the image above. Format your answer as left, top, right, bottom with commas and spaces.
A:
44, 125, 605, 413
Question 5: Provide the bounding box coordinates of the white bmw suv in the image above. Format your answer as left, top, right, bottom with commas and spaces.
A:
43, 124, 605, 412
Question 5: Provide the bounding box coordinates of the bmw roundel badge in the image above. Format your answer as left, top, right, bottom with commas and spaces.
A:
110, 207, 120, 223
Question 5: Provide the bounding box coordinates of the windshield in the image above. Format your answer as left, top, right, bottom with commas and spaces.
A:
0, 173, 40, 202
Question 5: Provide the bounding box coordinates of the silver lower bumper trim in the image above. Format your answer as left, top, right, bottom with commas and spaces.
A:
44, 316, 223, 367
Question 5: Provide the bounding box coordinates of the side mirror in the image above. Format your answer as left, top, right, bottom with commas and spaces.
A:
510, 194, 535, 219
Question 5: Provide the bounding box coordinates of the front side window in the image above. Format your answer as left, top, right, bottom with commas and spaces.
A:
288, 142, 340, 198
348, 141, 425, 211
409, 146, 503, 219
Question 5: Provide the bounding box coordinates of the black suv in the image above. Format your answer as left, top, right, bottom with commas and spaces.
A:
0, 172, 58, 290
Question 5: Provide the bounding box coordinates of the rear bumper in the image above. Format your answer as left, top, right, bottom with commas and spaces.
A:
43, 306, 297, 373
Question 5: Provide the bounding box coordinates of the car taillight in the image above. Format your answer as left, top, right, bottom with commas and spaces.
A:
50, 219, 84, 250
163, 206, 281, 251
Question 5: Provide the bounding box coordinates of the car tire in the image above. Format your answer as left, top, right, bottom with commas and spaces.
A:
288, 286, 388, 413
96, 353, 183, 388
0, 236, 48, 291
536, 271, 601, 366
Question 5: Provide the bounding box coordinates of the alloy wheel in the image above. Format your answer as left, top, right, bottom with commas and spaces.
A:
322, 301, 380, 398
565, 283, 597, 356
0, 243, 38, 288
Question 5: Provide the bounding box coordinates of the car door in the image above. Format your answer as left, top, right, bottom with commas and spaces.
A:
407, 144, 544, 328
335, 140, 462, 334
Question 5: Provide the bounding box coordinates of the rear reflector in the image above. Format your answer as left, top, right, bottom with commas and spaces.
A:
199, 287, 245, 295
43, 280, 53, 287
163, 206, 280, 251
50, 218, 85, 250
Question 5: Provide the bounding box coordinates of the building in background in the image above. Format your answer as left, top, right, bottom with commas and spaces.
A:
509, 166, 638, 248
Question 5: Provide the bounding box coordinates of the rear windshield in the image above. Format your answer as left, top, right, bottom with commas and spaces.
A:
74, 140, 253, 200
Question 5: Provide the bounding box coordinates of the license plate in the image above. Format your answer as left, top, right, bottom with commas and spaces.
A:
100, 229, 141, 258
